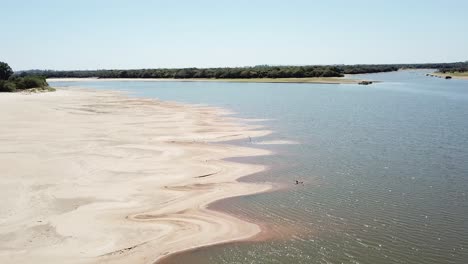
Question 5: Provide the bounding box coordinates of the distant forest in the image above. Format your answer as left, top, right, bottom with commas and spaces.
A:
435, 62, 468, 73
18, 62, 468, 79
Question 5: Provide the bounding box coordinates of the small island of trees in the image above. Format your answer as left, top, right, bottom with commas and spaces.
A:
436, 61, 468, 73
19, 65, 399, 79
4, 61, 468, 87
17, 62, 468, 80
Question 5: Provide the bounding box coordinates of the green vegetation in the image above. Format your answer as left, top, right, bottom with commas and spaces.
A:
0, 61, 51, 92
0, 62, 14, 80
22, 65, 348, 79
432, 71, 468, 79
437, 69, 468, 75
0, 75, 50, 92
433, 62, 468, 78
20, 65, 398, 79
435, 61, 468, 74
19, 62, 468, 80
163, 77, 363, 84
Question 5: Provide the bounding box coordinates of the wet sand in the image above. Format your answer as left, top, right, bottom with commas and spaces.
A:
0, 88, 271, 264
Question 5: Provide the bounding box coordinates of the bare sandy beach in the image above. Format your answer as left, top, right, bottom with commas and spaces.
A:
0, 88, 272, 264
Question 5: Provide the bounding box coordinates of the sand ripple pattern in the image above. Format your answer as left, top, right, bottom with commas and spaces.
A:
0, 89, 272, 264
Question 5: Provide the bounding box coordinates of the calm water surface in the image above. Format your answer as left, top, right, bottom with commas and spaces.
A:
50, 70, 468, 264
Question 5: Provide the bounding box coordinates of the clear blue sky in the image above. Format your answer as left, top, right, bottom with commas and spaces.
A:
2, 0, 468, 70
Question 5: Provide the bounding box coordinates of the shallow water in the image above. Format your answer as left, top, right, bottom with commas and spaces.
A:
50, 70, 468, 264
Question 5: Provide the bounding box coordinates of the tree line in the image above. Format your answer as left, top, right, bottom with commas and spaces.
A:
436, 61, 468, 73
13, 61, 468, 80
19, 65, 399, 79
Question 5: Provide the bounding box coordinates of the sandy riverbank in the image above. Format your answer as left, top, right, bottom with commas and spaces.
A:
0, 88, 272, 264
432, 72, 468, 80
47, 77, 364, 84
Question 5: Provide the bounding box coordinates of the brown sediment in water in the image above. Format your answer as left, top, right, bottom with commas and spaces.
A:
157, 178, 318, 264
156, 208, 317, 264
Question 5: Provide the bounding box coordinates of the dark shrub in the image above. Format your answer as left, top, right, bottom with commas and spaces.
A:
1, 76, 49, 92
0, 80, 17, 92
0, 62, 13, 80
15, 76, 48, 89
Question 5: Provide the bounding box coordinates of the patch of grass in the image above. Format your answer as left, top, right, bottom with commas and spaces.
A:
21, 87, 56, 93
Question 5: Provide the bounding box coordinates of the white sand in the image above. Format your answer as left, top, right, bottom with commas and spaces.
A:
0, 89, 271, 264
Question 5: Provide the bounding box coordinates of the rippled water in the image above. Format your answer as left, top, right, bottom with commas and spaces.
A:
50, 70, 468, 264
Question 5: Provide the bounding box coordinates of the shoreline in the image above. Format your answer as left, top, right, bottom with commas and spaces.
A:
432, 72, 468, 80
47, 77, 366, 84
0, 88, 273, 264
156, 184, 289, 264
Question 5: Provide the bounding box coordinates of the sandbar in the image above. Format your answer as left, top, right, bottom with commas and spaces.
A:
0, 88, 272, 264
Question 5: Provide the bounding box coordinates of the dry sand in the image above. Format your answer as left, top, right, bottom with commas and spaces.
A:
432, 72, 468, 80
0, 88, 272, 264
